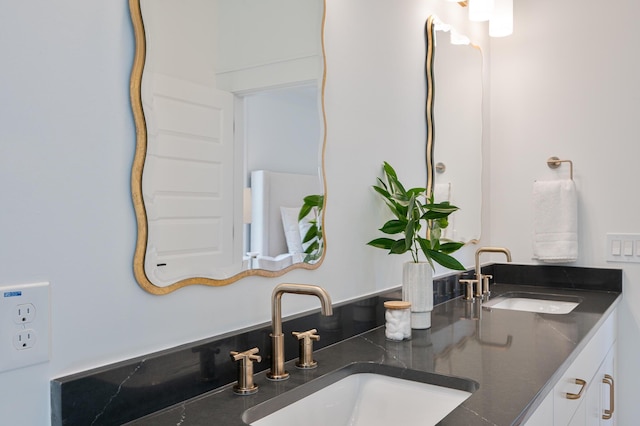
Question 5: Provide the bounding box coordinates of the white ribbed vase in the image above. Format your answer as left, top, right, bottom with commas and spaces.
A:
402, 262, 433, 329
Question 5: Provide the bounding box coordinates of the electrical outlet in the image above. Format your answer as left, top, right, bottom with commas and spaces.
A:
14, 303, 36, 324
13, 330, 37, 350
0, 282, 50, 373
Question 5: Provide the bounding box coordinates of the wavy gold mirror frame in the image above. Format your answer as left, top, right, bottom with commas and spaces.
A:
129, 0, 328, 294
425, 14, 482, 245
425, 15, 436, 199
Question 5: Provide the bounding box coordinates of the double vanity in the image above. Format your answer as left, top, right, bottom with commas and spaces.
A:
51, 264, 621, 425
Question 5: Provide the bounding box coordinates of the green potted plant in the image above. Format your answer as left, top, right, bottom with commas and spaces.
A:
368, 162, 465, 329
299, 194, 324, 263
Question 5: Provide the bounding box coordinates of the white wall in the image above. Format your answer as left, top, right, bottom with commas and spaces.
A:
245, 86, 321, 176
0, 1, 485, 425
490, 0, 640, 422
141, 0, 218, 88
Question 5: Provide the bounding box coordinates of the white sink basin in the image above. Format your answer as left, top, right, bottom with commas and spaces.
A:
483, 292, 581, 314
243, 364, 476, 426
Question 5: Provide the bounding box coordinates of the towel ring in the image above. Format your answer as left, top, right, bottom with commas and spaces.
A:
547, 156, 573, 180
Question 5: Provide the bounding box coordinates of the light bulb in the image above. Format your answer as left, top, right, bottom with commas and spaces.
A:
490, 0, 513, 37
468, 0, 494, 22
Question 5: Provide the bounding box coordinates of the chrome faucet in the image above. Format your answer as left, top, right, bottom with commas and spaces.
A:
473, 247, 512, 298
267, 283, 333, 381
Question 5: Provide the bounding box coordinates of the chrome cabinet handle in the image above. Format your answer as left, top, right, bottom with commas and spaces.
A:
602, 374, 615, 420
565, 378, 587, 400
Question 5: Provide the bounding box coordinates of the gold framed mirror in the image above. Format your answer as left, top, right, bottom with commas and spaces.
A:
425, 15, 483, 244
130, 0, 327, 294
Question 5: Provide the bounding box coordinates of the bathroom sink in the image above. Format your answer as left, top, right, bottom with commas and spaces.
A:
483, 292, 582, 315
243, 363, 477, 426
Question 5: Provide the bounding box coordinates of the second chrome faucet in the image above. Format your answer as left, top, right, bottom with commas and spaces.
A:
267, 283, 333, 381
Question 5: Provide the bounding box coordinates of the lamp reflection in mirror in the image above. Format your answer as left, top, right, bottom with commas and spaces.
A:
489, 0, 513, 37
468, 0, 494, 22
449, 0, 513, 37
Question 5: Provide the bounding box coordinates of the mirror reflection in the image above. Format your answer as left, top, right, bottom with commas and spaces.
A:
130, 0, 326, 293
428, 16, 483, 243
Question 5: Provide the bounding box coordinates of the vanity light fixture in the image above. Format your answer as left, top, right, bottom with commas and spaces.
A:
489, 0, 513, 37
433, 18, 451, 33
468, 0, 494, 22
432, 16, 470, 46
445, 0, 513, 37
445, 0, 469, 6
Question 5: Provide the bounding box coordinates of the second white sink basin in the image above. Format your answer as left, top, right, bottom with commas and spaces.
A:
244, 363, 477, 426
484, 292, 582, 314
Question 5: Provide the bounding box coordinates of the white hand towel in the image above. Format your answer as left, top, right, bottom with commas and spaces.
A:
433, 183, 451, 203
532, 180, 578, 263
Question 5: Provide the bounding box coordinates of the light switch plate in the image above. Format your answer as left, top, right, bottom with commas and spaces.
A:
606, 233, 640, 263
0, 282, 50, 373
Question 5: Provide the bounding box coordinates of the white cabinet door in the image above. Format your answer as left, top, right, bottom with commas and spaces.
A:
566, 342, 617, 426
553, 312, 616, 425
568, 399, 586, 426
591, 345, 616, 425
523, 391, 554, 425
599, 346, 616, 425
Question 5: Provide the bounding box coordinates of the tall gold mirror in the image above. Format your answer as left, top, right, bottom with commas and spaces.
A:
426, 15, 482, 244
130, 0, 327, 294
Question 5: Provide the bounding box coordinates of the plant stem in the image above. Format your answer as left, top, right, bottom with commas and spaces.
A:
412, 241, 419, 263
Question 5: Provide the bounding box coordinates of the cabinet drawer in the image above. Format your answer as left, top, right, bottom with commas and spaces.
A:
553, 311, 616, 425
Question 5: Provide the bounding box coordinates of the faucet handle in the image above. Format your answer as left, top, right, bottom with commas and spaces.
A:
482, 274, 494, 296
292, 328, 320, 341
231, 347, 261, 362
292, 329, 320, 369
460, 279, 478, 300
229, 347, 261, 395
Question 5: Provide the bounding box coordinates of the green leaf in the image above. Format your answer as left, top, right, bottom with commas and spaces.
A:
391, 192, 411, 205
380, 220, 406, 234
390, 239, 409, 254
303, 194, 324, 207
298, 204, 313, 221
439, 242, 465, 254
417, 236, 432, 254
421, 210, 450, 220
304, 240, 319, 254
372, 184, 392, 201
423, 201, 460, 213
425, 249, 465, 270
382, 199, 405, 220
407, 195, 416, 220
407, 187, 427, 198
367, 238, 396, 250
383, 163, 407, 196
382, 161, 398, 180
302, 226, 317, 244
404, 220, 415, 250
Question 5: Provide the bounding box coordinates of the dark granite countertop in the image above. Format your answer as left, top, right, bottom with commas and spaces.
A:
126, 282, 621, 426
